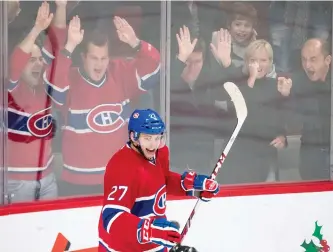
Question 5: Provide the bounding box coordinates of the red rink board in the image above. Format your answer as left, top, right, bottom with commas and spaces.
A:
0, 180, 332, 216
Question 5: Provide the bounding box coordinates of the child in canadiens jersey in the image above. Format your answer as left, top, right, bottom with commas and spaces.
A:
98, 108, 219, 252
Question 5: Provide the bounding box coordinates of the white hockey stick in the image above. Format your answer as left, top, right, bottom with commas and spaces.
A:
179, 82, 248, 242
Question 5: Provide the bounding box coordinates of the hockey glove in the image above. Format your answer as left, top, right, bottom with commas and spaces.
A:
181, 171, 219, 202
137, 217, 181, 248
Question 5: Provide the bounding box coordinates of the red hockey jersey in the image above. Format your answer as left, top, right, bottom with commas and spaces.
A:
98, 144, 187, 252
42, 26, 160, 185
7, 47, 54, 181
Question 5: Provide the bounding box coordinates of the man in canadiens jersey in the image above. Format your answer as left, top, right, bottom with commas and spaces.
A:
7, 2, 57, 203
98, 108, 219, 252
42, 0, 161, 196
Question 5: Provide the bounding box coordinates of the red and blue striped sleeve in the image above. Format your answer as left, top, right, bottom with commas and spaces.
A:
101, 153, 142, 246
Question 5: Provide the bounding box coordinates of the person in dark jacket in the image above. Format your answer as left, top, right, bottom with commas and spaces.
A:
278, 38, 331, 180
169, 26, 218, 175
213, 39, 286, 184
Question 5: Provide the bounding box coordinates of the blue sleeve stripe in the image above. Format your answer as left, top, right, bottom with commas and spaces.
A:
43, 72, 68, 105
186, 190, 195, 196
43, 71, 70, 92
102, 205, 130, 233
41, 47, 55, 65
7, 80, 19, 92
45, 84, 66, 106
8, 109, 29, 133
102, 207, 125, 233
137, 64, 160, 91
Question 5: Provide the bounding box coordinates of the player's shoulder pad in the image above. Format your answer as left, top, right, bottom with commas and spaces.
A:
105, 145, 134, 170
158, 145, 169, 158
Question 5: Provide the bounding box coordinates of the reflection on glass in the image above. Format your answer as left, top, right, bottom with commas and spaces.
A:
169, 1, 332, 185
5, 1, 162, 203
2, 1, 333, 205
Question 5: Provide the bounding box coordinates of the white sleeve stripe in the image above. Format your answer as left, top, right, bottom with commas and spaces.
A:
141, 63, 160, 81
43, 71, 70, 92
135, 194, 155, 202
41, 47, 55, 59
7, 79, 19, 92
106, 211, 124, 234
138, 213, 156, 219
135, 63, 161, 91
144, 245, 165, 252
47, 93, 64, 106
99, 238, 119, 252
151, 238, 176, 247
102, 204, 130, 213
151, 224, 179, 233
9, 79, 18, 84
7, 107, 32, 117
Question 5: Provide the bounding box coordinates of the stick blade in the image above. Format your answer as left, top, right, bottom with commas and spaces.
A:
223, 82, 248, 120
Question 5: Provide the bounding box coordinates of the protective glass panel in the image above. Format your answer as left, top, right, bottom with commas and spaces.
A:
5, 0, 162, 204
168, 1, 332, 184
0, 1, 7, 206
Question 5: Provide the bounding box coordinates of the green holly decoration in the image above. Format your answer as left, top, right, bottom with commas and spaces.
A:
301, 240, 321, 252
312, 221, 323, 241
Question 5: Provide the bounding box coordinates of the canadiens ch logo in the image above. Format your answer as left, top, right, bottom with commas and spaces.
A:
86, 104, 125, 134
27, 108, 53, 137
153, 185, 167, 216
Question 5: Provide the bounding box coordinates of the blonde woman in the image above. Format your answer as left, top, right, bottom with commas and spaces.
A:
243, 39, 277, 87
216, 39, 287, 184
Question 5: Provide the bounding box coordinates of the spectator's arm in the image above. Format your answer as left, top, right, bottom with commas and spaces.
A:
112, 16, 160, 98
52, 0, 67, 29
9, 2, 53, 90
42, 1, 68, 63
43, 16, 84, 106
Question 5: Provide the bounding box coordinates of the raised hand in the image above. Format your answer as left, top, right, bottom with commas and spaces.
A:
181, 171, 219, 202
247, 61, 260, 87
176, 25, 198, 63
210, 28, 232, 68
277, 76, 292, 97
34, 2, 53, 32
65, 15, 84, 53
113, 16, 139, 48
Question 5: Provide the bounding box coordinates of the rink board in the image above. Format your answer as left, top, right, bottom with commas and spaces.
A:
0, 191, 333, 252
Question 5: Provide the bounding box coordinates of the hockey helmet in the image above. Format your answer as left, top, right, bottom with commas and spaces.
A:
128, 109, 165, 140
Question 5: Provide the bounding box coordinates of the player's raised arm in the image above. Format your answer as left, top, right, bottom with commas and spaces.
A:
112, 16, 161, 98
42, 15, 84, 106
161, 146, 220, 202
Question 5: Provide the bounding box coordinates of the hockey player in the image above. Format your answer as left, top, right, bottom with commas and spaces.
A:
98, 108, 219, 252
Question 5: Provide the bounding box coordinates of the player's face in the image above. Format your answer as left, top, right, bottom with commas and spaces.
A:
247, 48, 272, 79
82, 43, 110, 82
301, 45, 331, 82
138, 133, 164, 160
181, 51, 203, 83
229, 19, 253, 44
21, 44, 44, 87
